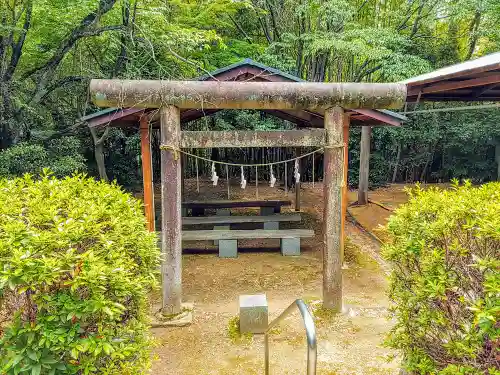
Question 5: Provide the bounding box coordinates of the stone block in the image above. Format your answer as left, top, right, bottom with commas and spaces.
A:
281, 237, 301, 256
239, 294, 268, 334
219, 239, 237, 258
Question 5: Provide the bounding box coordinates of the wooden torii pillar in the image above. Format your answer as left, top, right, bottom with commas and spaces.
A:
358, 126, 371, 205
159, 106, 183, 315
139, 116, 155, 232
90, 79, 406, 315
323, 107, 345, 310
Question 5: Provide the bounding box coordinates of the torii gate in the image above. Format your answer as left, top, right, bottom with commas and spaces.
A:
89, 79, 406, 315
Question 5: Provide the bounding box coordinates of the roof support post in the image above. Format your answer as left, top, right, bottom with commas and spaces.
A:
160, 105, 183, 315
341, 117, 350, 263
358, 126, 371, 205
322, 107, 345, 312
140, 116, 155, 232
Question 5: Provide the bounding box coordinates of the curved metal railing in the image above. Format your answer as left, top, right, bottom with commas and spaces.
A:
264, 299, 317, 375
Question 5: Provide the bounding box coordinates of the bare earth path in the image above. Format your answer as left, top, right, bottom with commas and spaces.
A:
150, 182, 403, 374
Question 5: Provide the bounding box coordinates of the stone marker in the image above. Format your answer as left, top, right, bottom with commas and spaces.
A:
239, 294, 268, 334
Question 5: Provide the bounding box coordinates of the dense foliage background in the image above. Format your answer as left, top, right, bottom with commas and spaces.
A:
1, 0, 500, 187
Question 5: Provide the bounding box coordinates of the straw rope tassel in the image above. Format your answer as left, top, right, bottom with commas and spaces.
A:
240, 166, 247, 189
269, 165, 276, 188
211, 162, 219, 186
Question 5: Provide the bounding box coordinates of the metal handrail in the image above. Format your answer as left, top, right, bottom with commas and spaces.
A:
264, 299, 317, 375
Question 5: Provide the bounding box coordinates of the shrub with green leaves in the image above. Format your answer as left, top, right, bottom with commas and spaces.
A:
383, 181, 499, 375
0, 138, 86, 179
0, 173, 160, 374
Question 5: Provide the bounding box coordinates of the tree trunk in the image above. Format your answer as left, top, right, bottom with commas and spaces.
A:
392, 143, 401, 183
465, 10, 482, 60
420, 142, 437, 182
90, 127, 109, 181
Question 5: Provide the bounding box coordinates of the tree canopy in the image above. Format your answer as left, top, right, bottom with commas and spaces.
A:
1, 0, 500, 185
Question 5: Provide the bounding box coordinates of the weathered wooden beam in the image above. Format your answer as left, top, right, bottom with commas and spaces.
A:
358, 126, 371, 205
160, 105, 183, 315
422, 95, 500, 101
90, 80, 407, 110
86, 108, 144, 128
351, 109, 402, 127
323, 107, 344, 312
139, 117, 155, 232
408, 74, 500, 96
473, 83, 499, 98
180, 130, 327, 148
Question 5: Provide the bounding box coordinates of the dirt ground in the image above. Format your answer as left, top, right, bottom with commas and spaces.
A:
148, 180, 411, 375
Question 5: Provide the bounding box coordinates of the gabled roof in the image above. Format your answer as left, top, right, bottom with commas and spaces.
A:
197, 58, 305, 82
84, 58, 406, 129
402, 52, 500, 102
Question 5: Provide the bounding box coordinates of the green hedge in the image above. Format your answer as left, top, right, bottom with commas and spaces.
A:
0, 138, 86, 179
383, 182, 499, 375
0, 173, 160, 374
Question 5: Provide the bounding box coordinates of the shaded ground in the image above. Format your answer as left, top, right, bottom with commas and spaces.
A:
346, 185, 408, 244
148, 180, 410, 374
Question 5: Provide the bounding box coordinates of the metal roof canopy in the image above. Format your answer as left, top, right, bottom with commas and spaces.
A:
84, 58, 406, 129
403, 52, 500, 102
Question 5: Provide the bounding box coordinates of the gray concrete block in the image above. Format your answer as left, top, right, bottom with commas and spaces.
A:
263, 221, 279, 230
239, 294, 268, 334
281, 237, 301, 256
219, 239, 237, 258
